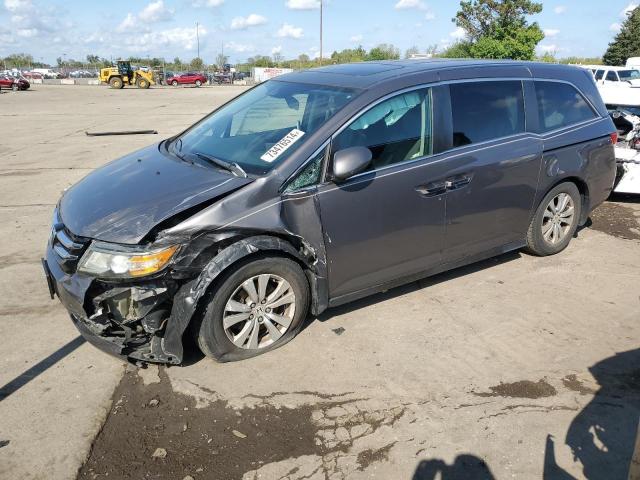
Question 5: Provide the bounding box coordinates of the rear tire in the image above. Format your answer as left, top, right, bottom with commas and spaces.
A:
195, 79, 202, 87
109, 77, 123, 89
195, 256, 310, 362
524, 182, 582, 256
11, 84, 18, 92
171, 80, 178, 87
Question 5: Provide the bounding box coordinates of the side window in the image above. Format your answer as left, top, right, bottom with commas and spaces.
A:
594, 70, 604, 80
606, 70, 618, 82
332, 89, 432, 171
283, 146, 326, 193
449, 81, 525, 147
534, 81, 597, 132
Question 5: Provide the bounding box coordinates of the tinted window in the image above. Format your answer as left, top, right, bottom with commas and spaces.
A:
450, 81, 525, 147
594, 70, 604, 80
534, 81, 597, 132
333, 89, 432, 171
618, 69, 640, 81
606, 71, 618, 81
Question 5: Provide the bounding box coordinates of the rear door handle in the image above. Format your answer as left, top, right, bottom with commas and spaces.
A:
415, 181, 447, 197
445, 175, 473, 191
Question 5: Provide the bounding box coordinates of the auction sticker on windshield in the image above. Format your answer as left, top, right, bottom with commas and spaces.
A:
260, 129, 305, 163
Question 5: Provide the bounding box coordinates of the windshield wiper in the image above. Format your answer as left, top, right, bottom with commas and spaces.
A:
193, 151, 247, 178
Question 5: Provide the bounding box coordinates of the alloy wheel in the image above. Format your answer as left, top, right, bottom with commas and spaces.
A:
222, 274, 296, 350
541, 192, 575, 245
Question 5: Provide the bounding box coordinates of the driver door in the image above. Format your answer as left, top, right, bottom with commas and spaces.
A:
317, 87, 447, 301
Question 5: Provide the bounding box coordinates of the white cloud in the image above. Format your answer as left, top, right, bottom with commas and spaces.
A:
138, 0, 173, 23
192, 0, 223, 6
449, 27, 466, 39
425, 11, 435, 20
4, 0, 31, 13
610, 22, 622, 32
544, 28, 559, 37
285, 0, 319, 10
117, 13, 137, 32
230, 13, 267, 30
554, 6, 566, 14
116, 0, 173, 33
538, 43, 558, 53
271, 45, 282, 55
350, 34, 363, 42
277, 23, 303, 38
225, 41, 255, 53
621, 3, 638, 16
395, 0, 427, 9
123, 25, 207, 52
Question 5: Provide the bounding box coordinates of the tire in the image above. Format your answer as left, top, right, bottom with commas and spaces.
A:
136, 78, 150, 89
109, 77, 123, 89
195, 79, 202, 87
195, 255, 310, 362
11, 84, 18, 92
171, 80, 178, 87
525, 182, 582, 256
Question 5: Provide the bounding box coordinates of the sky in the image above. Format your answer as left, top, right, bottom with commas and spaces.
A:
0, 0, 638, 65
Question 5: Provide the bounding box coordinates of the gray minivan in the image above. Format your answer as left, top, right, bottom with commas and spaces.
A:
43, 59, 617, 364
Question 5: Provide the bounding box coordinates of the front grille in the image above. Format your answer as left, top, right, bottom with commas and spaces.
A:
51, 224, 90, 274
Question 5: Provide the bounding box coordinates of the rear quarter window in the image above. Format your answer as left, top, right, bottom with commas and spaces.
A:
534, 81, 598, 133
449, 80, 525, 147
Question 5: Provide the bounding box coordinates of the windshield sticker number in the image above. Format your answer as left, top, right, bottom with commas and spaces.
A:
260, 129, 305, 163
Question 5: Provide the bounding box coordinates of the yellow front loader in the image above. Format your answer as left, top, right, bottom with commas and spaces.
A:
100, 61, 155, 89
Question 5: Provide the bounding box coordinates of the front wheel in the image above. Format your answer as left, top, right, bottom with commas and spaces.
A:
195, 79, 202, 87
171, 80, 178, 87
11, 84, 18, 92
525, 182, 582, 256
195, 256, 310, 362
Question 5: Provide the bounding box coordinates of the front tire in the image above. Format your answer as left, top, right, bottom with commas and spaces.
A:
109, 77, 123, 89
11, 84, 18, 92
525, 182, 582, 256
196, 256, 310, 362
171, 80, 178, 87
195, 79, 202, 87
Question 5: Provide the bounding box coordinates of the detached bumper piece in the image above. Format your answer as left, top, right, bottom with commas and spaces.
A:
614, 147, 640, 194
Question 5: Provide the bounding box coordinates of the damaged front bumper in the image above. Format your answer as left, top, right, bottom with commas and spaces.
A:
43, 237, 184, 365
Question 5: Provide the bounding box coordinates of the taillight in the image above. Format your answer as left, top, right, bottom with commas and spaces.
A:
610, 132, 618, 144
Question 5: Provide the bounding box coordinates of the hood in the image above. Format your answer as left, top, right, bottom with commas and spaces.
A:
59, 143, 253, 244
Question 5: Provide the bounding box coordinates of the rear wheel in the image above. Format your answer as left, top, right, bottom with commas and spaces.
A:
109, 76, 123, 89
525, 182, 582, 256
195, 256, 310, 362
171, 80, 178, 87
11, 83, 18, 92
195, 79, 202, 87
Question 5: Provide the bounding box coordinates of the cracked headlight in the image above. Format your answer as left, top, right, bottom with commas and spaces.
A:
78, 243, 179, 278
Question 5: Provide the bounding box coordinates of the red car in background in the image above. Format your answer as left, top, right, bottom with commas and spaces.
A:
166, 72, 207, 87
0, 75, 30, 91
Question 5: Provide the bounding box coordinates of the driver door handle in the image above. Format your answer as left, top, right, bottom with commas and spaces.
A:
415, 181, 447, 197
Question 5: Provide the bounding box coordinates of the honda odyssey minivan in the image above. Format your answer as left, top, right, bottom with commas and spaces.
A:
42, 60, 617, 364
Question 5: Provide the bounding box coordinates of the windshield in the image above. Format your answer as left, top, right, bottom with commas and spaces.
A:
172, 80, 357, 175
618, 70, 640, 81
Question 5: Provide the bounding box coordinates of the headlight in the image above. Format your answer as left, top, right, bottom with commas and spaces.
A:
78, 243, 179, 278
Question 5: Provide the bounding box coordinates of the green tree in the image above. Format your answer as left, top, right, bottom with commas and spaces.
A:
215, 53, 229, 68
603, 6, 640, 65
190, 57, 204, 70
367, 44, 400, 61
452, 0, 544, 60
298, 53, 310, 63
404, 45, 420, 59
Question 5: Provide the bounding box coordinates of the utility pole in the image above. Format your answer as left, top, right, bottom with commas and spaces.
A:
319, 0, 323, 65
196, 22, 200, 59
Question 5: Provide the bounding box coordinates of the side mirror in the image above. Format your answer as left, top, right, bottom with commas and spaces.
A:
332, 146, 372, 182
